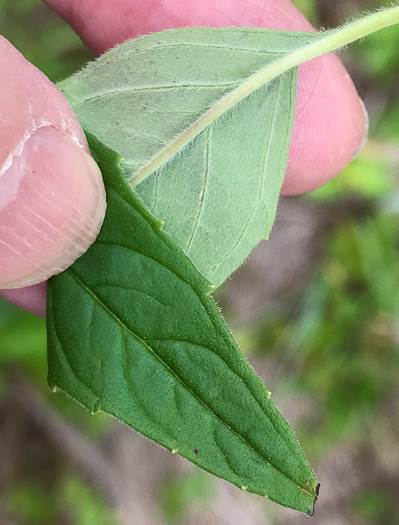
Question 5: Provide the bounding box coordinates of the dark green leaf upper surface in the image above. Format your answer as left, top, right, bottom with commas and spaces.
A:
47, 136, 319, 515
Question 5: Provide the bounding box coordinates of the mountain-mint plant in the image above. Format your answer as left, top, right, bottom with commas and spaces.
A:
47, 5, 399, 515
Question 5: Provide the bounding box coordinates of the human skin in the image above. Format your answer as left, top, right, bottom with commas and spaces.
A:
0, 0, 367, 316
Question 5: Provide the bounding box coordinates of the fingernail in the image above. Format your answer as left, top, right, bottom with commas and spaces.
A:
352, 98, 370, 161
0, 126, 106, 289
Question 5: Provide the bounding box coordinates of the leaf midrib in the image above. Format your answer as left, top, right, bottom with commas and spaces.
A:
66, 252, 312, 497
127, 8, 399, 188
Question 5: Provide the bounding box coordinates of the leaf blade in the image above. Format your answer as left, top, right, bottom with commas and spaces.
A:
47, 135, 319, 514
58, 9, 399, 285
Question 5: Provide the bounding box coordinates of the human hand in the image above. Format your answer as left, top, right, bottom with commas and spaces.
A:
0, 0, 367, 317
0, 34, 106, 316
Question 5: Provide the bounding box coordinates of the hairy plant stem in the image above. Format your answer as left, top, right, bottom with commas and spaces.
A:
129, 5, 399, 188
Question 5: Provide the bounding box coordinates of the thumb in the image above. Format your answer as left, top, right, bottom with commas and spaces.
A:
0, 37, 106, 294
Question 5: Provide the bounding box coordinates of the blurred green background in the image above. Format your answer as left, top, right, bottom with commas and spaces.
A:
0, 1, 399, 524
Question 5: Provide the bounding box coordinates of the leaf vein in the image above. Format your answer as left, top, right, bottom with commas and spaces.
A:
96, 283, 170, 308
185, 127, 212, 253
76, 82, 240, 104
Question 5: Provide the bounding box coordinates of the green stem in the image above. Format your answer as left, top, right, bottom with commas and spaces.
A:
130, 5, 399, 188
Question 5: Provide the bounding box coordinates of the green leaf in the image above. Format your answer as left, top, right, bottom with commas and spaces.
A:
47, 135, 319, 515
58, 29, 309, 287
58, 7, 399, 286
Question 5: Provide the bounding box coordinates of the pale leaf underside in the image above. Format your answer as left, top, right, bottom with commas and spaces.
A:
59, 28, 323, 286
59, 8, 399, 285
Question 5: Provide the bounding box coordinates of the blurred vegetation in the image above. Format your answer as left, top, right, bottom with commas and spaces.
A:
0, 0, 93, 82
1, 1, 399, 524
160, 471, 212, 523
1, 474, 117, 525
